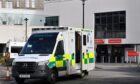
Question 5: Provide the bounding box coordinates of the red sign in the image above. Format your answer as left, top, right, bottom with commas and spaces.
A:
108, 39, 122, 44
95, 39, 104, 44
128, 51, 139, 57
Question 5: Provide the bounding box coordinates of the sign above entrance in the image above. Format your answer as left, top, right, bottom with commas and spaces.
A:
128, 51, 139, 57
95, 39, 105, 44
108, 39, 122, 44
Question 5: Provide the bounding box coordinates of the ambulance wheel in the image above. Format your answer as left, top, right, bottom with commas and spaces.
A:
49, 69, 58, 84
79, 70, 88, 78
15, 78, 25, 84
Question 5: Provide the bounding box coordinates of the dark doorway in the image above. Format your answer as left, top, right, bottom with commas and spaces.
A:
111, 45, 125, 63
96, 45, 108, 63
96, 45, 125, 63
75, 32, 81, 63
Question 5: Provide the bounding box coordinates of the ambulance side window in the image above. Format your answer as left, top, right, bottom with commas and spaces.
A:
83, 35, 86, 46
87, 35, 89, 43
55, 41, 64, 56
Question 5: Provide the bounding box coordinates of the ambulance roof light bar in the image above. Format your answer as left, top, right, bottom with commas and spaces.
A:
32, 27, 68, 32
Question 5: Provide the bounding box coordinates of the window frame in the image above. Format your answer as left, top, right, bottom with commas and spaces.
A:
95, 11, 126, 39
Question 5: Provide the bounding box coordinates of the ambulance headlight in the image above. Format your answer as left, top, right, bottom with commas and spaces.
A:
38, 61, 49, 65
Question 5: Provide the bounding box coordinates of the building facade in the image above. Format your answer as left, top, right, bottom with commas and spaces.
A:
0, 0, 46, 53
0, 0, 44, 9
44, 0, 140, 63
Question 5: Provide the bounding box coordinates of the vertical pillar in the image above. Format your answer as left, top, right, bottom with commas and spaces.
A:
115, 56, 117, 63
108, 45, 111, 63
134, 44, 137, 62
121, 56, 124, 63
108, 56, 110, 63
129, 57, 132, 64
126, 49, 129, 63
102, 56, 104, 63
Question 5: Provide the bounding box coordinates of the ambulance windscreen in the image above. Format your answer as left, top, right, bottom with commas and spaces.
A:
20, 33, 58, 54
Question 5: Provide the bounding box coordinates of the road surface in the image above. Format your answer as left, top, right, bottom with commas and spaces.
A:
0, 63, 140, 84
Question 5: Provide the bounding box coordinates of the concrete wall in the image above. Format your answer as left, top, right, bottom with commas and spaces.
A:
0, 0, 140, 44
0, 9, 46, 26
0, 25, 32, 43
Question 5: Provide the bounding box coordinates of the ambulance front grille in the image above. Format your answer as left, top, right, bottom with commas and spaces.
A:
15, 62, 37, 74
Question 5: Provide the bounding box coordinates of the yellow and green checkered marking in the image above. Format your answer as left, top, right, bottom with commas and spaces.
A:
48, 54, 67, 69
47, 52, 94, 69
82, 52, 94, 64
70, 53, 75, 65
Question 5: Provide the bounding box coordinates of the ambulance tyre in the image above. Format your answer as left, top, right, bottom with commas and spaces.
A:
85, 70, 89, 76
15, 78, 25, 84
48, 69, 58, 84
79, 70, 88, 78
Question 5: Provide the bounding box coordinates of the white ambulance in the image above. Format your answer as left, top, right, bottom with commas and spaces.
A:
4, 41, 25, 65
12, 27, 95, 84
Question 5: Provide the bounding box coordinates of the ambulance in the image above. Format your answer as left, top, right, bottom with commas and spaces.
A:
12, 27, 95, 84
4, 41, 25, 65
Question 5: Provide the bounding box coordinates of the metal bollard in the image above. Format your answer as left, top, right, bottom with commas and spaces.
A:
121, 57, 124, 63
108, 56, 110, 63
115, 57, 117, 63
129, 57, 132, 64
102, 56, 104, 63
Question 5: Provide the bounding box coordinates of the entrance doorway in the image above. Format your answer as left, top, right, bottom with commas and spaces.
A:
96, 45, 125, 63
111, 45, 125, 63
96, 45, 108, 63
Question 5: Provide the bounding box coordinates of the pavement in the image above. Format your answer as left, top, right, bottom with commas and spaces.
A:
0, 63, 140, 84
0, 65, 12, 80
0, 65, 6, 79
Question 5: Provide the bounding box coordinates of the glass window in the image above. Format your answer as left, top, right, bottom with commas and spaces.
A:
95, 17, 100, 24
107, 16, 112, 24
113, 15, 119, 23
107, 24, 112, 31
45, 16, 59, 26
95, 25, 104, 31
101, 16, 107, 24
0, 1, 2, 8
25, 0, 30, 8
120, 15, 125, 23
83, 35, 86, 46
20, 33, 58, 54
5, 1, 13, 8
16, 0, 20, 7
87, 35, 89, 43
95, 11, 126, 38
11, 47, 22, 53
31, 0, 35, 8
55, 41, 64, 56
120, 23, 125, 31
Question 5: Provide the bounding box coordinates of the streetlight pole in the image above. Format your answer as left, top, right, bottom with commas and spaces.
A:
81, 0, 87, 29
80, 0, 87, 76
24, 18, 29, 41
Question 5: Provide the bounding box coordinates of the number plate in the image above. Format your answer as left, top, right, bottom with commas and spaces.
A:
19, 74, 30, 78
